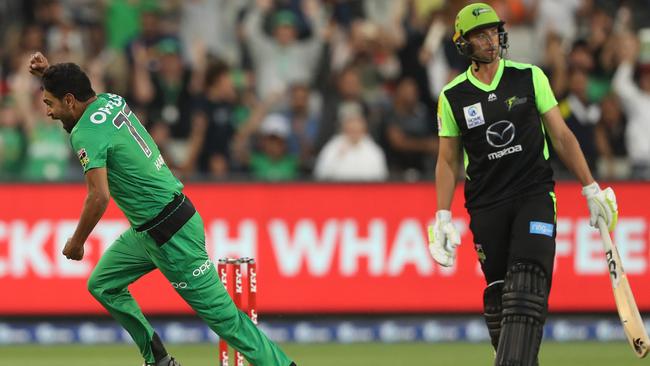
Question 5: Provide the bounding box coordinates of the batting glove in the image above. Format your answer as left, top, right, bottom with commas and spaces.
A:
582, 182, 618, 232
428, 210, 461, 267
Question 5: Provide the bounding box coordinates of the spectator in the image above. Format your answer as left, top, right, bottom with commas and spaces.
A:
420, 3, 470, 100
104, 0, 156, 51
18, 23, 46, 55
11, 55, 70, 181
122, 2, 167, 64
612, 32, 650, 178
557, 67, 600, 169
252, 113, 299, 181
21, 94, 71, 181
329, 0, 364, 29
532, 0, 583, 52
398, 1, 435, 109
282, 83, 320, 173
45, 0, 86, 65
595, 93, 629, 179
314, 103, 387, 181
314, 64, 370, 151
179, 0, 247, 67
185, 61, 238, 179
132, 37, 204, 169
330, 18, 401, 105
583, 6, 616, 101
381, 77, 437, 179
244, 0, 325, 99
541, 32, 568, 97
234, 109, 300, 181
0, 98, 26, 181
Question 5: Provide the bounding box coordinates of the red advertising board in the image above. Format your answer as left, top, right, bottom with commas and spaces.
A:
0, 183, 649, 314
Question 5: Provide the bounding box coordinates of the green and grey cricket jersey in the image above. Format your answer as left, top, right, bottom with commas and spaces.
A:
437, 59, 557, 210
70, 93, 293, 365
70, 93, 182, 227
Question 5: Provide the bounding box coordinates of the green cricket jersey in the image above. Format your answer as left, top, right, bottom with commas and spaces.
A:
70, 93, 183, 227
437, 59, 557, 210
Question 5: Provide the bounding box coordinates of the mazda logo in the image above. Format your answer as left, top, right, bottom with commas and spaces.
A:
486, 120, 515, 148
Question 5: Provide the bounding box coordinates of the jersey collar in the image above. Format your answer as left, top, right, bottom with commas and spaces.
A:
466, 58, 505, 92
71, 95, 103, 135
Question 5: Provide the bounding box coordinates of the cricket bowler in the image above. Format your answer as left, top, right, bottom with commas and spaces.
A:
29, 52, 295, 366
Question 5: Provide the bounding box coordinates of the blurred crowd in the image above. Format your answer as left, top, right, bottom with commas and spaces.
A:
1, 0, 650, 182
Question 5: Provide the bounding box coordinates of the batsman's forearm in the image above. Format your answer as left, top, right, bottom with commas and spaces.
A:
71, 192, 109, 244
553, 130, 594, 186
435, 159, 457, 210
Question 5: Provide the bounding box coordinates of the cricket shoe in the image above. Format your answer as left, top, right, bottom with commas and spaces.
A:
144, 355, 181, 366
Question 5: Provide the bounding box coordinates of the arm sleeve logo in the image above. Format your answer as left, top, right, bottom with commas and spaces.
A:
76, 148, 89, 169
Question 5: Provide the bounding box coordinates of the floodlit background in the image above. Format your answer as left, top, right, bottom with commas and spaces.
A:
1, 0, 650, 365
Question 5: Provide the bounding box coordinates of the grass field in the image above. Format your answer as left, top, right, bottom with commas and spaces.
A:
1, 342, 644, 366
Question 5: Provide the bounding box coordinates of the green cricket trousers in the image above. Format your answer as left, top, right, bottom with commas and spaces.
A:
87, 200, 291, 365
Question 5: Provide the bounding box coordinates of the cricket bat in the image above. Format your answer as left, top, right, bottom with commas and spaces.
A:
598, 217, 650, 358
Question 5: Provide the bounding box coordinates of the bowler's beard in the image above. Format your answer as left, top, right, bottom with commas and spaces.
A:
58, 115, 76, 133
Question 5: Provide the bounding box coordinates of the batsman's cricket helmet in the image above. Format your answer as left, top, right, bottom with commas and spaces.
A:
453, 3, 508, 58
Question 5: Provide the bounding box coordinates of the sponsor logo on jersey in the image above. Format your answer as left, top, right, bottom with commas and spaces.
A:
77, 148, 89, 169
486, 120, 522, 160
529, 221, 554, 237
192, 259, 213, 277
488, 93, 497, 102
463, 102, 485, 129
487, 145, 522, 160
505, 96, 527, 111
486, 120, 515, 147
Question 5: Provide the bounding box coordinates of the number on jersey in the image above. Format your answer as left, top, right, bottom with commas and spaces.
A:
112, 104, 152, 157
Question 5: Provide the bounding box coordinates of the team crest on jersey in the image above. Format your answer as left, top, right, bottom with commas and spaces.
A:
463, 102, 485, 129
77, 148, 89, 168
505, 96, 527, 111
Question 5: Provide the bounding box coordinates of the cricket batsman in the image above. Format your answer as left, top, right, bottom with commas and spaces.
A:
428, 3, 618, 365
29, 52, 296, 366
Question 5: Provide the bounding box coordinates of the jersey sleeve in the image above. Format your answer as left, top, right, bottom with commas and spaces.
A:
437, 91, 461, 137
531, 66, 558, 114
70, 127, 111, 173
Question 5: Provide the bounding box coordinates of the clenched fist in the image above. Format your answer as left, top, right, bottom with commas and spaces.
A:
62, 238, 85, 261
28, 52, 50, 77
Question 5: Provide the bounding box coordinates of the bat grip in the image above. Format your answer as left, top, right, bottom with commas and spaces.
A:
597, 217, 613, 252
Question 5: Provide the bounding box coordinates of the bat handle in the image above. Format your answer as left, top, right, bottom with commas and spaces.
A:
597, 217, 613, 252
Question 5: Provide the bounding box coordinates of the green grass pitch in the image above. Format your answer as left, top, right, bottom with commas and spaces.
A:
1, 342, 642, 365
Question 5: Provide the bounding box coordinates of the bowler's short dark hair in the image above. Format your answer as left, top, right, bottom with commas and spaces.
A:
42, 63, 95, 101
